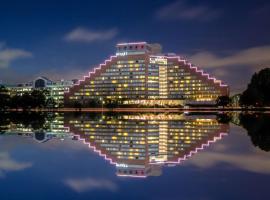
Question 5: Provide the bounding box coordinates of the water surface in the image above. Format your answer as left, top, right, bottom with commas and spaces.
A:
0, 112, 269, 200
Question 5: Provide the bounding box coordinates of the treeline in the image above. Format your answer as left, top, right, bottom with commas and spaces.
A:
216, 68, 270, 107
240, 68, 270, 107
0, 86, 55, 110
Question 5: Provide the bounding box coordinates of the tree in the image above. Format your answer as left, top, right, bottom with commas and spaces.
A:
216, 96, 230, 107
0, 86, 10, 109
240, 68, 270, 106
31, 90, 46, 108
86, 98, 101, 108
104, 99, 119, 108
45, 97, 56, 108
10, 95, 22, 109
21, 92, 34, 109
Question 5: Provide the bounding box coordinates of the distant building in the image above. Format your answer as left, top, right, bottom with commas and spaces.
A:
65, 42, 229, 107
6, 76, 75, 107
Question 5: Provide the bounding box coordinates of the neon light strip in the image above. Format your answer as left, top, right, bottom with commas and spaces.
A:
65, 129, 148, 178
117, 42, 147, 46
65, 50, 228, 95
151, 55, 228, 87
66, 126, 227, 178
117, 174, 147, 178
65, 55, 117, 94
150, 132, 228, 165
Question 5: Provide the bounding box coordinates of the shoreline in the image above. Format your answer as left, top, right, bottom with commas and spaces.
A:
2, 107, 270, 112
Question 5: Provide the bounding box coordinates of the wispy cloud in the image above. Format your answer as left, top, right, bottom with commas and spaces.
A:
156, 0, 220, 21
0, 44, 32, 68
65, 178, 118, 193
0, 152, 32, 177
186, 126, 270, 175
188, 45, 270, 69
0, 42, 5, 49
188, 151, 270, 174
64, 27, 118, 43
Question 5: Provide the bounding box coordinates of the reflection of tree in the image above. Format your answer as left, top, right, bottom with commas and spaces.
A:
216, 113, 231, 124
0, 113, 10, 134
240, 114, 270, 152
216, 96, 231, 107
0, 112, 55, 132
65, 112, 103, 122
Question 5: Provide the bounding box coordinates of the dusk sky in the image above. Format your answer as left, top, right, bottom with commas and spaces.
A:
0, 0, 270, 94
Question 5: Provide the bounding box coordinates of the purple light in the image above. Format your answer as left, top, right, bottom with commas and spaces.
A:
150, 132, 228, 165
117, 174, 147, 178
117, 42, 147, 46
66, 51, 228, 95
65, 55, 117, 94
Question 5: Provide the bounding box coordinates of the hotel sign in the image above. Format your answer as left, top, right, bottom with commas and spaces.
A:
150, 56, 167, 65
116, 51, 128, 56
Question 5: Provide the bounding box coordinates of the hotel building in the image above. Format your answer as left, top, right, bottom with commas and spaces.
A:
65, 113, 229, 177
65, 42, 229, 107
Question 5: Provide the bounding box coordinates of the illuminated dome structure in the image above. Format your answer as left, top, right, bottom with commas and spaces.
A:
64, 42, 229, 107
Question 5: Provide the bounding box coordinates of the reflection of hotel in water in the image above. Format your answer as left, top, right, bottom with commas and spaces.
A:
65, 114, 229, 178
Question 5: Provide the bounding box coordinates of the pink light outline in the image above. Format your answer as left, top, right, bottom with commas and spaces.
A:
65, 55, 117, 94
149, 132, 228, 165
151, 55, 228, 87
117, 42, 147, 46
64, 126, 148, 178
66, 126, 228, 178
65, 48, 228, 96
117, 174, 147, 178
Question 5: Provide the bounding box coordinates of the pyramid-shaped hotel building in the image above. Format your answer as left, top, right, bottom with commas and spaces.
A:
65, 42, 229, 106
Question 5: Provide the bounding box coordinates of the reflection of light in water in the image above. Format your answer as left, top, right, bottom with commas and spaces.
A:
150, 132, 227, 165
65, 114, 229, 178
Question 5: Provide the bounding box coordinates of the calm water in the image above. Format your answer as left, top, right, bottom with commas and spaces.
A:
0, 112, 269, 200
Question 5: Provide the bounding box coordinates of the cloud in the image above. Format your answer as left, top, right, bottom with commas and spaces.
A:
0, 46, 32, 69
156, 0, 220, 21
0, 152, 32, 177
65, 178, 117, 193
186, 126, 270, 175
188, 151, 270, 174
0, 42, 5, 49
64, 27, 118, 43
188, 45, 270, 69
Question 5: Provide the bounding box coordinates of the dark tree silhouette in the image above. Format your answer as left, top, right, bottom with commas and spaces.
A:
240, 68, 270, 106
86, 98, 102, 108
216, 96, 231, 107
104, 99, 120, 108
45, 97, 56, 108
0, 86, 10, 109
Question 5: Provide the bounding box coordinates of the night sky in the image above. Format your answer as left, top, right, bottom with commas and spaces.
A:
0, 0, 270, 94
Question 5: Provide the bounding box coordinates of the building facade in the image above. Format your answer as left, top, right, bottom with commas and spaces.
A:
7, 77, 74, 107
65, 42, 229, 107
